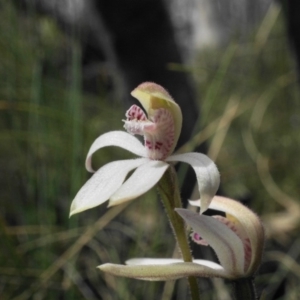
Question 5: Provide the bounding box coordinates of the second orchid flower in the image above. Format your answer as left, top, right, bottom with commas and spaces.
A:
99, 196, 265, 281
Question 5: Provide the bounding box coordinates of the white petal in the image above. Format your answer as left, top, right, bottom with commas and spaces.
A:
86, 131, 147, 172
126, 258, 183, 265
99, 260, 230, 281
70, 158, 148, 216
167, 153, 220, 213
126, 258, 225, 272
109, 160, 169, 206
191, 196, 264, 275
176, 208, 245, 277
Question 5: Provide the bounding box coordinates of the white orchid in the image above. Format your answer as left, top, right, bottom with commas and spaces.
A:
70, 82, 220, 216
99, 196, 264, 280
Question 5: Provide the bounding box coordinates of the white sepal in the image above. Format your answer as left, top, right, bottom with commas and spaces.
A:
99, 259, 229, 281
86, 131, 147, 172
167, 153, 220, 213
109, 160, 169, 206
70, 158, 148, 216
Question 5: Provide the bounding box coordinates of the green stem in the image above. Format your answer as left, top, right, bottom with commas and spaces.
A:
232, 277, 258, 300
157, 166, 200, 300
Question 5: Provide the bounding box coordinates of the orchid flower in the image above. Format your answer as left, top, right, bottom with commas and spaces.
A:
99, 196, 264, 280
70, 82, 220, 216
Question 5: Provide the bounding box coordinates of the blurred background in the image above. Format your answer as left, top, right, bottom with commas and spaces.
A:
1, 0, 300, 299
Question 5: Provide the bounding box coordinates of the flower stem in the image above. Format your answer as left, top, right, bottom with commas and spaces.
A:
231, 277, 258, 300
157, 166, 200, 300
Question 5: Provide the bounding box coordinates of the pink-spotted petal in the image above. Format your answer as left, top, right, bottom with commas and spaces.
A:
131, 82, 182, 155
99, 259, 229, 281
143, 108, 175, 160
125, 104, 147, 121
123, 105, 153, 135
124, 105, 175, 160
109, 160, 169, 206
86, 131, 147, 172
167, 153, 220, 213
70, 158, 149, 216
176, 208, 245, 277
191, 231, 209, 246
213, 215, 252, 272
